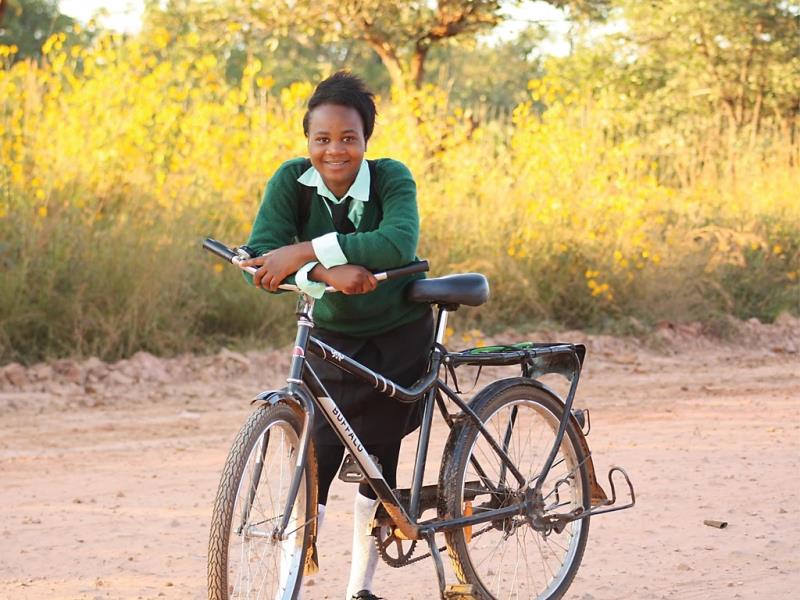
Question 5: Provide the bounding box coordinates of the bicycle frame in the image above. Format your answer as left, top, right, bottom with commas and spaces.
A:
270, 293, 585, 544
203, 238, 636, 600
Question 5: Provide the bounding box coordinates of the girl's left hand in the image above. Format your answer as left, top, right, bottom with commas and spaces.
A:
320, 264, 378, 295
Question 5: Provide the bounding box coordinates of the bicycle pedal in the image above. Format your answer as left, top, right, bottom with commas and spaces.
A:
337, 453, 381, 483
443, 584, 477, 599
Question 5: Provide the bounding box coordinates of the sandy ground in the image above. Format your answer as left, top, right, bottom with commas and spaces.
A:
1, 316, 798, 600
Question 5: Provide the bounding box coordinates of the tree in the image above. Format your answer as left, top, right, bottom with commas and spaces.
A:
427, 24, 548, 112
142, 2, 388, 92
626, 0, 800, 133
144, 0, 609, 91
546, 0, 800, 181
615, 0, 800, 142
0, 0, 74, 61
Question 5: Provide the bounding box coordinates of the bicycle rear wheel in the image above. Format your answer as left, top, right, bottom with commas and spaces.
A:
208, 402, 317, 600
439, 380, 590, 600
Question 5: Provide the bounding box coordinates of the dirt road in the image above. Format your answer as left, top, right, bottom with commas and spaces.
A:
2, 317, 798, 599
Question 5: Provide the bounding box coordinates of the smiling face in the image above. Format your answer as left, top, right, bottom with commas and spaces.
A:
306, 103, 366, 198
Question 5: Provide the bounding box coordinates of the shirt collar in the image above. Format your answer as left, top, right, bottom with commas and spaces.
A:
297, 159, 370, 204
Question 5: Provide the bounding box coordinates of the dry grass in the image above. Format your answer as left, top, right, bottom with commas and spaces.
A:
0, 35, 797, 363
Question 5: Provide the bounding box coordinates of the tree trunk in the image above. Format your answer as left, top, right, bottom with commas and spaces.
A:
410, 44, 429, 89
361, 31, 408, 92
749, 90, 763, 150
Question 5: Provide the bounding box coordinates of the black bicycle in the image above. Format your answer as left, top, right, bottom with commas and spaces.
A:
203, 238, 635, 600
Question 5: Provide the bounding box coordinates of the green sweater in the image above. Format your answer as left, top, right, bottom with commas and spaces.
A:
247, 157, 429, 336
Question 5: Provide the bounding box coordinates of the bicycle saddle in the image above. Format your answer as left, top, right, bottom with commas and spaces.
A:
406, 273, 490, 307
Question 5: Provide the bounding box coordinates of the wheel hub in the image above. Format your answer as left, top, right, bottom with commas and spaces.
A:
241, 524, 276, 541
523, 487, 551, 533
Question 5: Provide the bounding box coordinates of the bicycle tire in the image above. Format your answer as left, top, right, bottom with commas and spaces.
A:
438, 379, 590, 600
208, 402, 318, 600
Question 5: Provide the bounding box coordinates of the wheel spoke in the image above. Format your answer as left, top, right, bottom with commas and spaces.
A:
443, 388, 589, 600
208, 406, 310, 600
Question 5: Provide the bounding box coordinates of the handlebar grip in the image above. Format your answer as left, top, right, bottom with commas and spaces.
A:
203, 238, 238, 262
381, 260, 429, 281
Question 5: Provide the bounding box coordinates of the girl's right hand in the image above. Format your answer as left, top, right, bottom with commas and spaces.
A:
319, 265, 378, 295
241, 243, 315, 291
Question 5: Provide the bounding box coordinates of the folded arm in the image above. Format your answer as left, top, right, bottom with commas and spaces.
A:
243, 159, 416, 294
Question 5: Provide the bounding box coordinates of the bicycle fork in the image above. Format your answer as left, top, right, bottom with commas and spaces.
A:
273, 295, 318, 543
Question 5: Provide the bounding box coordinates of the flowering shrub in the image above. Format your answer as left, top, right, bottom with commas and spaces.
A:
0, 32, 797, 362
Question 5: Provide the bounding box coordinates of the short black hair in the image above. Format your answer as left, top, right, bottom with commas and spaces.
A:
303, 71, 377, 141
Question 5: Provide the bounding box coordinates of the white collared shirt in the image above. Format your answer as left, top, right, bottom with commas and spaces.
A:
294, 159, 371, 297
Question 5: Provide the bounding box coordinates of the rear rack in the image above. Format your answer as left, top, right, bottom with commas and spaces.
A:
446, 342, 586, 382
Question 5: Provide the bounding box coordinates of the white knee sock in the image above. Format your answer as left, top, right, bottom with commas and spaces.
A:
345, 493, 380, 600
316, 503, 327, 534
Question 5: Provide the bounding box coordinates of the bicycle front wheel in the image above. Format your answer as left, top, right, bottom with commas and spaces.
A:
439, 380, 590, 600
208, 402, 317, 600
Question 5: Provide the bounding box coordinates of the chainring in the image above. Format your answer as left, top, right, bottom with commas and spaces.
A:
374, 527, 418, 568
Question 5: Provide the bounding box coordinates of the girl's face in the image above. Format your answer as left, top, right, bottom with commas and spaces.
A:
306, 103, 366, 198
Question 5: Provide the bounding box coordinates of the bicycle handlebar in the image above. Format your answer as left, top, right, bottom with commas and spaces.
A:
202, 237, 429, 293
203, 238, 239, 262
376, 260, 430, 281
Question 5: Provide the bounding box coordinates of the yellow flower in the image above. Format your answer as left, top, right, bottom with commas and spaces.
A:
37, 206, 48, 218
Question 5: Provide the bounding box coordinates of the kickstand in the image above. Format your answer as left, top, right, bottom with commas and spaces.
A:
423, 529, 477, 600
423, 529, 448, 599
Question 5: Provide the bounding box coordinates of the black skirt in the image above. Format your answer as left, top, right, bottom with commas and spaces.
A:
307, 310, 434, 446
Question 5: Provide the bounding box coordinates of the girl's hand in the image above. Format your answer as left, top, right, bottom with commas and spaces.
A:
320, 265, 378, 295
241, 243, 315, 291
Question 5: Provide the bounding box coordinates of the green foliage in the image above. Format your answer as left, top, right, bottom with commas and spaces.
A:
622, 0, 800, 126
550, 0, 800, 182
143, 0, 608, 91
715, 224, 800, 322
0, 0, 74, 60
427, 24, 547, 112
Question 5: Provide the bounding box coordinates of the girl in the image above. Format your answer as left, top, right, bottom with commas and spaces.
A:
241, 71, 433, 600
